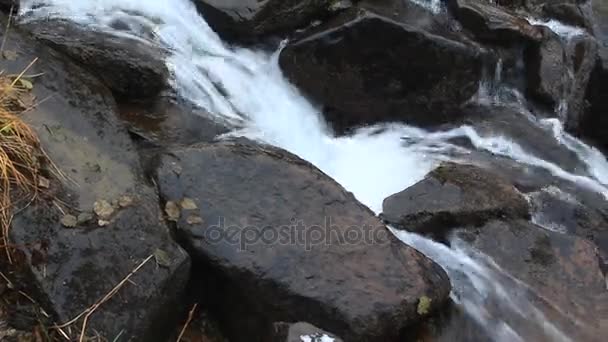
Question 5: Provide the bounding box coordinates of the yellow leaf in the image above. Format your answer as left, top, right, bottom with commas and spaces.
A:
18, 78, 33, 90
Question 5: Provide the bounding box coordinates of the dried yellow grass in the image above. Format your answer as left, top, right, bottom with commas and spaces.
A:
0, 59, 46, 262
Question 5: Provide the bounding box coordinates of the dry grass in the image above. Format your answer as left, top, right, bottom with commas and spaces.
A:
0, 60, 47, 262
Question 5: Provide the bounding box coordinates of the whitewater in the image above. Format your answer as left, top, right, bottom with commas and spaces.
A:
18, 0, 608, 340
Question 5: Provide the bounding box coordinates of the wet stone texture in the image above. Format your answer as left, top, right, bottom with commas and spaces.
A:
0, 16, 190, 341
155, 140, 451, 342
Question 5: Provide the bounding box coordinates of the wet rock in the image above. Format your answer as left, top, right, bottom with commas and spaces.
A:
1, 17, 189, 341
155, 140, 450, 341
462, 219, 608, 341
279, 7, 490, 134
573, 0, 608, 151
271, 322, 343, 342
460, 104, 587, 173
448, 0, 544, 44
193, 0, 343, 42
381, 163, 530, 240
22, 19, 169, 100
524, 27, 596, 126
528, 0, 592, 28
118, 96, 230, 148
0, 0, 17, 13
524, 28, 568, 108
527, 186, 608, 272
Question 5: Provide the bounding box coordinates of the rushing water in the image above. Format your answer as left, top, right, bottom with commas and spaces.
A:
18, 0, 608, 340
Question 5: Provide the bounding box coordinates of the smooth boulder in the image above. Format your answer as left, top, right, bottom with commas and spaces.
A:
279, 7, 490, 134
381, 163, 530, 239
193, 0, 340, 41
155, 141, 451, 341
1, 18, 189, 341
22, 19, 169, 100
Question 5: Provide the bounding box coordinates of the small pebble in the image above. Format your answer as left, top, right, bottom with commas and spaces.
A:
77, 212, 94, 225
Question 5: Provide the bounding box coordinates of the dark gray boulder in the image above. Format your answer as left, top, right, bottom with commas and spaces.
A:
381, 163, 530, 239
0, 17, 189, 341
22, 19, 169, 101
280, 6, 491, 134
155, 140, 451, 341
193, 0, 344, 41
461, 219, 608, 341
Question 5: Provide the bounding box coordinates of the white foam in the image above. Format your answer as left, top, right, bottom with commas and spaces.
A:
408, 0, 444, 14
526, 17, 585, 39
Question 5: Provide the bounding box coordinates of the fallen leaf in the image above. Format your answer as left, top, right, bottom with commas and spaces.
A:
94, 200, 115, 219
118, 195, 134, 208
60, 215, 78, 228
17, 78, 33, 90
180, 198, 198, 210
154, 248, 172, 268
165, 201, 180, 222
186, 215, 203, 225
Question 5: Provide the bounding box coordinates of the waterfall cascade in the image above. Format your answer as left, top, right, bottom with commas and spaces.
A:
18, 0, 608, 340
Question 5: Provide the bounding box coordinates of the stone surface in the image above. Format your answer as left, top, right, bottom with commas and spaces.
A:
193, 0, 341, 41
381, 162, 530, 239
155, 140, 451, 341
462, 219, 608, 341
279, 7, 490, 134
448, 0, 544, 43
22, 19, 169, 100
0, 16, 189, 341
578, 20, 608, 152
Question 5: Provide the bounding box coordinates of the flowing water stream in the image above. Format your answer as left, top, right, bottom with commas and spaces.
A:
17, 0, 608, 340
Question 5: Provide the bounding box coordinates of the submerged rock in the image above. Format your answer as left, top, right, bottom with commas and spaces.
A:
22, 19, 169, 100
155, 140, 450, 341
279, 6, 490, 134
381, 163, 530, 239
1, 18, 189, 341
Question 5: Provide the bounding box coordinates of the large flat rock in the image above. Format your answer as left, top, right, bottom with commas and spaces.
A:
155, 140, 451, 341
